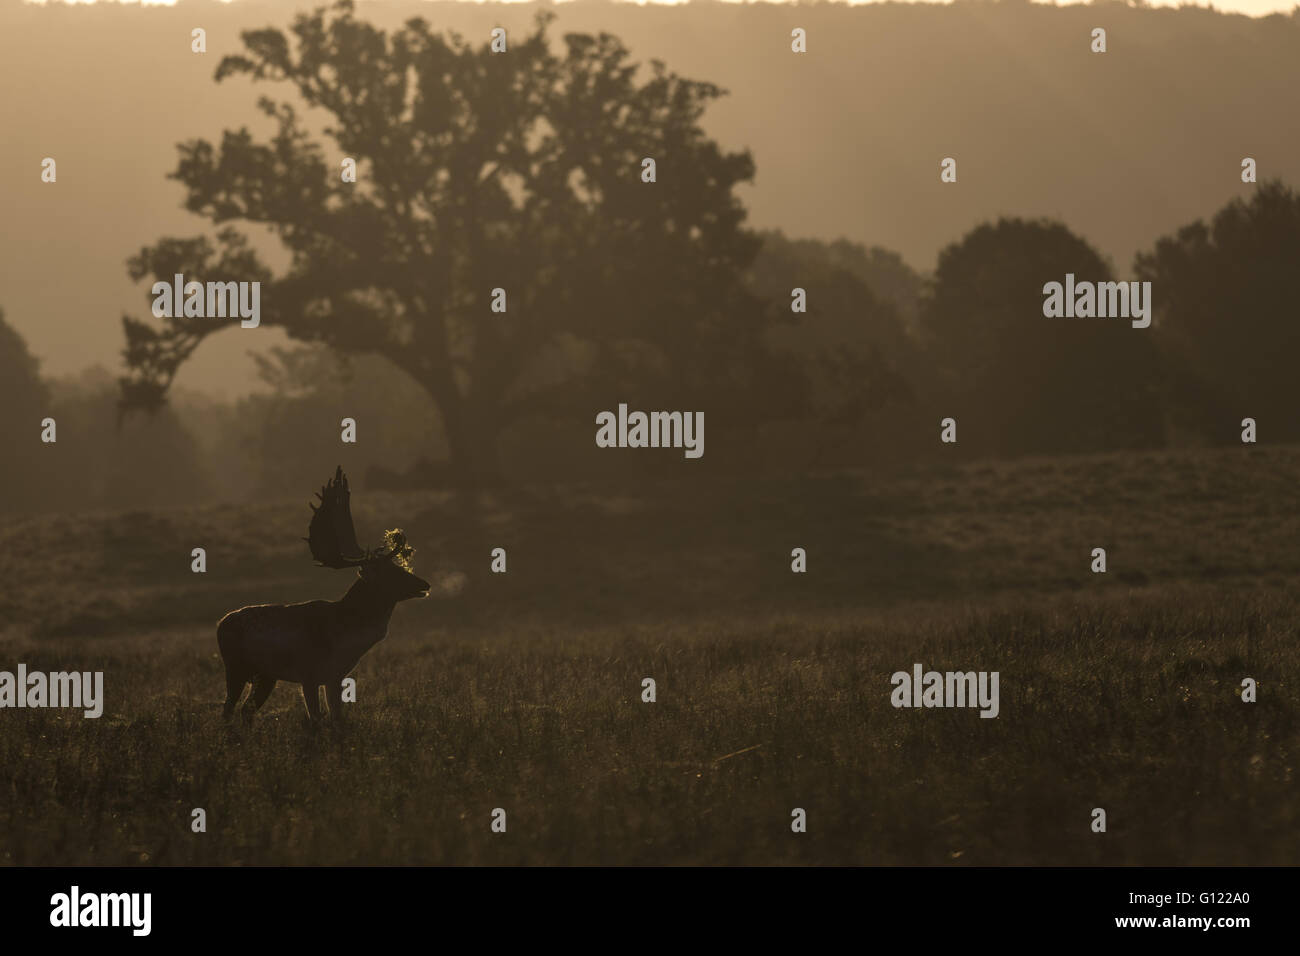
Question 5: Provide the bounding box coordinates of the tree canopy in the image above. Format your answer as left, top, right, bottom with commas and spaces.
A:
120, 0, 788, 485
1136, 180, 1300, 441
921, 218, 1163, 455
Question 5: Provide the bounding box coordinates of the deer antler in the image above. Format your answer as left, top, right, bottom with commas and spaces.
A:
375, 528, 414, 569
305, 466, 368, 568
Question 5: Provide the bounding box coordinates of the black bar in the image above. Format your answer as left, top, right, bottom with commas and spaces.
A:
0, 866, 1275, 942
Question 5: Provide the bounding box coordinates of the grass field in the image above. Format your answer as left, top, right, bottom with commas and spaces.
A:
1, 445, 1297, 864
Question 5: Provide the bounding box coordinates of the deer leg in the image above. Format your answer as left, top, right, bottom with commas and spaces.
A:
242, 676, 276, 723
223, 671, 247, 720
300, 682, 324, 724
326, 678, 345, 725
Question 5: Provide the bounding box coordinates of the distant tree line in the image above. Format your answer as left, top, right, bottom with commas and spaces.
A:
3, 176, 1299, 513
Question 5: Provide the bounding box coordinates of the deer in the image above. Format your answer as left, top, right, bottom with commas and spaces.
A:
217, 466, 430, 726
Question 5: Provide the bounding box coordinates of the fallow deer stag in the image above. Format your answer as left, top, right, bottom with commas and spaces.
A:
217, 466, 430, 725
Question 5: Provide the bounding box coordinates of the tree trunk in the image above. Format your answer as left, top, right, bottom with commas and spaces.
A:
434, 390, 502, 492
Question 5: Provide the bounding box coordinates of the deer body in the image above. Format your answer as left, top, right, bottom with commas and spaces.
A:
218, 467, 429, 725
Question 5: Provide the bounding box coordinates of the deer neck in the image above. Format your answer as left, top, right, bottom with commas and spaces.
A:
339, 578, 397, 648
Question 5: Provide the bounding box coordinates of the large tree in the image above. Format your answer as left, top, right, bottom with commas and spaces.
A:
1135, 180, 1300, 441
120, 0, 785, 485
919, 218, 1164, 456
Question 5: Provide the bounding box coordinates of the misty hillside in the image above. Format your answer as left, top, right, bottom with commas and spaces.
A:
4, 442, 1299, 641
2, 0, 1298, 394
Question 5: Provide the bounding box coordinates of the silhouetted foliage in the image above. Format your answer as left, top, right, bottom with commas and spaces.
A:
1136, 180, 1300, 442
234, 345, 441, 499
119, 0, 797, 486
753, 230, 927, 333
46, 367, 212, 511
0, 321, 214, 514
0, 308, 51, 511
921, 218, 1164, 456
748, 231, 916, 425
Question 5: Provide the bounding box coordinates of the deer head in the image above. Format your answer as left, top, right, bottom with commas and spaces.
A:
306, 466, 430, 602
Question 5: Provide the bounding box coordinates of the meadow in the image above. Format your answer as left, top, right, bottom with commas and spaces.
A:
0, 444, 1296, 865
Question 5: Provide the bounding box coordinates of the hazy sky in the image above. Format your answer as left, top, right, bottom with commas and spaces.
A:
20, 0, 1300, 20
